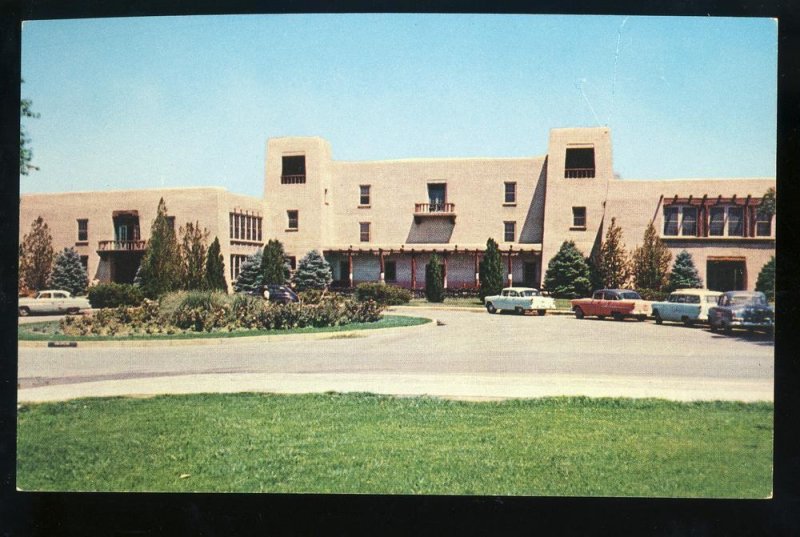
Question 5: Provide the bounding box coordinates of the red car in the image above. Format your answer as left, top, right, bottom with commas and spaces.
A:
570, 289, 651, 321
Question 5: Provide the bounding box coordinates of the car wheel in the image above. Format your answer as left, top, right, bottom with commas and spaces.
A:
574, 307, 585, 319
486, 303, 497, 314
723, 321, 733, 334
598, 315, 606, 320
612, 312, 624, 322
66, 307, 80, 315
653, 311, 663, 325
683, 317, 694, 327
537, 309, 546, 316
709, 321, 717, 332
637, 315, 646, 322
19, 306, 30, 317
515, 306, 524, 315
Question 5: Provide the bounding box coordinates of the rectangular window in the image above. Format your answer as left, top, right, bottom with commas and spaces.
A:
709, 207, 725, 236
504, 221, 516, 242
281, 156, 306, 184
663, 207, 679, 236
504, 182, 517, 204
572, 207, 586, 228
360, 222, 371, 242
77, 219, 88, 242
257, 218, 262, 242
755, 213, 772, 237
681, 207, 698, 236
287, 210, 299, 231
564, 147, 596, 178
385, 260, 397, 282
728, 207, 744, 236
360, 185, 371, 206
230, 254, 248, 281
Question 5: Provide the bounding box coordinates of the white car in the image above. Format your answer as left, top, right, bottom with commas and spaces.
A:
18, 290, 91, 316
651, 289, 722, 326
484, 287, 556, 315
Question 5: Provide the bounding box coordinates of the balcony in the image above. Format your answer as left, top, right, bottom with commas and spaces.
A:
280, 174, 306, 184
414, 202, 456, 224
564, 168, 595, 178
97, 240, 147, 253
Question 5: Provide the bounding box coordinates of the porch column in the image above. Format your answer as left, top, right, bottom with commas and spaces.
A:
411, 252, 417, 290
474, 250, 480, 287
379, 249, 385, 283
507, 247, 513, 287
443, 253, 448, 289
348, 249, 353, 288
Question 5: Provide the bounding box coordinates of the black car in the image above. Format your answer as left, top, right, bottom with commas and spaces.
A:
708, 291, 774, 333
252, 284, 299, 305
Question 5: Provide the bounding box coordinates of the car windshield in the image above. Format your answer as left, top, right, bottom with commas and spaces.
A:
729, 294, 767, 306
521, 290, 540, 297
619, 291, 641, 300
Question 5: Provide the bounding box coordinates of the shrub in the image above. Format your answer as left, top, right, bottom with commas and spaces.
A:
755, 256, 775, 302
425, 254, 445, 303
543, 241, 593, 298
87, 283, 145, 308
298, 289, 327, 304
479, 238, 504, 299
60, 299, 162, 336
293, 250, 333, 291
230, 294, 265, 329
355, 283, 412, 305
635, 288, 669, 301
233, 250, 263, 294
171, 291, 231, 332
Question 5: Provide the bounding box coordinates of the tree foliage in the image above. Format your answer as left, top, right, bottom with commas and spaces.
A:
632, 222, 672, 292
205, 237, 227, 292
20, 80, 39, 176
668, 250, 703, 291
543, 241, 593, 298
293, 250, 333, 292
759, 187, 776, 218
49, 247, 88, 295
597, 217, 631, 289
755, 256, 775, 302
261, 239, 290, 285
19, 216, 54, 292
233, 250, 263, 294
179, 221, 209, 291
138, 198, 183, 298
425, 254, 445, 303
479, 238, 504, 299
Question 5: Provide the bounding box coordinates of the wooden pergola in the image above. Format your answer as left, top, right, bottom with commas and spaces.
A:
661, 194, 768, 238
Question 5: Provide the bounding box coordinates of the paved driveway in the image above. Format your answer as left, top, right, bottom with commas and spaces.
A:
17, 307, 774, 402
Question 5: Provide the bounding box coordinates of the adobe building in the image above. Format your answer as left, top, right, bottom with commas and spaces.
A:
20, 127, 775, 293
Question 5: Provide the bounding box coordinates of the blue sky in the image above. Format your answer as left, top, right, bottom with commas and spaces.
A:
21, 14, 777, 198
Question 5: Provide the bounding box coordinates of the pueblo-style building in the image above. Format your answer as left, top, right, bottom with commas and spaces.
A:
20, 127, 775, 293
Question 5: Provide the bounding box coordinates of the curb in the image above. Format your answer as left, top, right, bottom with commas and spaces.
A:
393, 305, 575, 316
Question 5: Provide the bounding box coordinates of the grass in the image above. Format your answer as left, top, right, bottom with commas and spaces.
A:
17, 393, 772, 497
17, 315, 430, 341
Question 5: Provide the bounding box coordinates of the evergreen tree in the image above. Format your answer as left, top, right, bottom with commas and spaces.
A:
138, 198, 183, 298
425, 254, 445, 303
49, 247, 88, 295
205, 237, 227, 292
19, 216, 54, 291
543, 241, 593, 298
755, 256, 775, 302
179, 221, 209, 290
668, 250, 703, 291
479, 238, 504, 299
293, 250, 333, 291
759, 187, 776, 218
597, 217, 631, 288
233, 250, 263, 294
632, 222, 672, 292
20, 80, 40, 176
261, 239, 290, 285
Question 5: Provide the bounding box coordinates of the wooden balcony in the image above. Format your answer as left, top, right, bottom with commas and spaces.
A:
97, 240, 147, 253
280, 174, 306, 184
414, 202, 456, 223
564, 168, 595, 178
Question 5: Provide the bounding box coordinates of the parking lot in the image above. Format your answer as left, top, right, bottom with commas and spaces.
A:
18, 306, 774, 402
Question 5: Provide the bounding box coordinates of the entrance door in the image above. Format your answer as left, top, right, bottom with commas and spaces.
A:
523, 262, 538, 287
427, 183, 446, 212
707, 260, 747, 291
339, 261, 350, 284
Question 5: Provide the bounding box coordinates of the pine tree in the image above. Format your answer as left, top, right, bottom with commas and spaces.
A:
632, 222, 672, 292
49, 248, 89, 296
668, 250, 703, 291
543, 241, 593, 298
261, 239, 290, 285
755, 256, 775, 302
179, 221, 209, 290
233, 250, 264, 294
293, 250, 333, 291
425, 254, 445, 302
479, 238, 504, 299
19, 216, 54, 291
597, 217, 631, 288
205, 237, 227, 292
138, 198, 183, 298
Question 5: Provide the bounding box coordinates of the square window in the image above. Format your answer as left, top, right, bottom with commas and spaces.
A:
287, 210, 299, 230
281, 156, 306, 184
681, 207, 697, 236
728, 207, 744, 236
77, 219, 88, 242
360, 185, 371, 206
385, 260, 397, 282
360, 222, 371, 242
504, 221, 516, 242
755, 213, 772, 237
663, 207, 679, 236
504, 182, 516, 204
565, 147, 595, 178
572, 207, 586, 228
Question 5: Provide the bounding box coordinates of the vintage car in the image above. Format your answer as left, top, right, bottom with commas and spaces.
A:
484, 287, 556, 315
571, 289, 651, 321
18, 290, 91, 316
248, 284, 300, 305
651, 289, 722, 326
708, 291, 774, 333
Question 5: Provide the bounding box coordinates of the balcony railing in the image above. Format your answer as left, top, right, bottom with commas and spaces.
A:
564, 168, 596, 178
97, 240, 147, 252
281, 174, 306, 184
414, 202, 456, 214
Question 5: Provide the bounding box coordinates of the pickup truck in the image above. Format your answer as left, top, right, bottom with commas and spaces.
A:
484, 287, 556, 315
651, 289, 722, 326
19, 289, 92, 316
571, 289, 651, 321
708, 291, 774, 333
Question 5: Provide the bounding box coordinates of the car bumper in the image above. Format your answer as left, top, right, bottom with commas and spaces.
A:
730, 319, 774, 328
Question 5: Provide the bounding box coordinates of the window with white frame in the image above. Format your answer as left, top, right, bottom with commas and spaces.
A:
504, 182, 517, 204
360, 222, 370, 242
230, 254, 249, 281
229, 212, 263, 242
727, 207, 744, 236
360, 185, 371, 206
709, 207, 725, 236
755, 212, 773, 237
287, 210, 299, 231
572, 207, 586, 229
504, 221, 516, 242
663, 206, 698, 237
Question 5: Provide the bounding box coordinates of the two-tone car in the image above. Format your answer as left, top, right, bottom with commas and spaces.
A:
708, 291, 774, 333
18, 289, 91, 316
484, 287, 556, 315
571, 289, 651, 321
651, 289, 722, 326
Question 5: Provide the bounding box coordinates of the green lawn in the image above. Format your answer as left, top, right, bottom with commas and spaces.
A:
18, 314, 430, 341
17, 393, 772, 496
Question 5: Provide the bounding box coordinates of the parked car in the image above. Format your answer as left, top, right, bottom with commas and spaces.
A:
571, 289, 651, 321
484, 287, 556, 315
18, 290, 91, 316
250, 284, 299, 305
651, 289, 722, 326
708, 291, 774, 333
